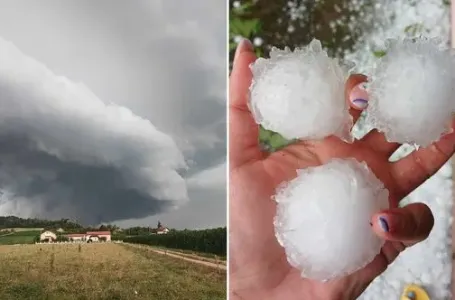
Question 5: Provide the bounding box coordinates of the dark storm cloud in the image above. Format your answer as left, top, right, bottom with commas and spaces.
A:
0, 36, 187, 224
0, 135, 172, 224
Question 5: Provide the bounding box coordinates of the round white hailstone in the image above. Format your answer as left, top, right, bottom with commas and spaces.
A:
233, 35, 243, 44
274, 158, 389, 281
253, 37, 264, 47
366, 37, 455, 147
249, 39, 354, 142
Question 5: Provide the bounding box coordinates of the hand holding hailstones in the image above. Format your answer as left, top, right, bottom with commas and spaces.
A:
249, 37, 455, 281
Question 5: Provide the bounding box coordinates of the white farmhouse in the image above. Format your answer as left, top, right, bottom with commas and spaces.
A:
157, 227, 169, 234
40, 231, 57, 242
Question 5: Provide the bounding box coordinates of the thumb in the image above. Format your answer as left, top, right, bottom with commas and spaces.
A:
229, 39, 262, 170
371, 202, 434, 245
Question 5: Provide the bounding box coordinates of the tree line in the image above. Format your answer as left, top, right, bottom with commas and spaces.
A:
124, 227, 226, 256
0, 216, 122, 234
0, 216, 83, 230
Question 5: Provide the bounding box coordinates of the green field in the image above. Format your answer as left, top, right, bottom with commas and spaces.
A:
0, 227, 44, 232
0, 230, 40, 245
0, 243, 226, 300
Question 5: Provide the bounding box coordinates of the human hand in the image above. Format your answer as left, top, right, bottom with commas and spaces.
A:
229, 39, 455, 300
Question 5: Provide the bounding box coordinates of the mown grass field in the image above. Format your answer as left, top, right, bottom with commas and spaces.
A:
0, 230, 40, 245
0, 243, 226, 300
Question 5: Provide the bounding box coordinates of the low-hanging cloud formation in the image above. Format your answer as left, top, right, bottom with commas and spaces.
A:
116, 162, 226, 229
0, 37, 188, 224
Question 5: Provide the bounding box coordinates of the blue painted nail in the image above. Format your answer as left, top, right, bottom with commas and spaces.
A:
378, 216, 389, 232
352, 98, 368, 108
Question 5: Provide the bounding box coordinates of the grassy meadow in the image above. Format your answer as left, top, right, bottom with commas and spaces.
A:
0, 243, 226, 300
0, 230, 40, 245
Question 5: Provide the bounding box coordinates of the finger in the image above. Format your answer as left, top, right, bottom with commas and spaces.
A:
345, 74, 368, 124
347, 74, 400, 155
390, 120, 455, 198
361, 129, 401, 158
372, 202, 434, 244
229, 39, 263, 170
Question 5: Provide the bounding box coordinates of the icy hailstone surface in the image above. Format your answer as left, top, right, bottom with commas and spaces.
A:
366, 38, 455, 147
274, 158, 389, 281
249, 39, 353, 142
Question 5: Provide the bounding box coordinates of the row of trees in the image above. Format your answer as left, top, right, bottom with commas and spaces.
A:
122, 226, 158, 236
122, 222, 173, 236
0, 216, 83, 230
0, 216, 124, 234
124, 227, 226, 256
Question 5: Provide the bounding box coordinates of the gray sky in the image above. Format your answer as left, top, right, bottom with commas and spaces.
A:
0, 0, 226, 229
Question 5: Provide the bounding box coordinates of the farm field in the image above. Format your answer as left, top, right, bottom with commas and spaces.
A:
125, 244, 226, 270
0, 230, 40, 245
0, 243, 226, 300
0, 227, 43, 232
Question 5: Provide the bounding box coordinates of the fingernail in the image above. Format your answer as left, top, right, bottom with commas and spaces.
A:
378, 216, 389, 232
406, 291, 416, 300
349, 83, 369, 110
234, 38, 253, 62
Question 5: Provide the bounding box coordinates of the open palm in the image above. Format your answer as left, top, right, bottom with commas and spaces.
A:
229, 40, 455, 300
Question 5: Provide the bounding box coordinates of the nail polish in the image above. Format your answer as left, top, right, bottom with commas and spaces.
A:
406, 291, 416, 300
352, 99, 368, 109
349, 83, 369, 110
378, 216, 389, 232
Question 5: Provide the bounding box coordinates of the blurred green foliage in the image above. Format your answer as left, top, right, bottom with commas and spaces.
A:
259, 126, 294, 151
373, 50, 387, 58
229, 1, 263, 66
404, 22, 429, 37
229, 0, 376, 63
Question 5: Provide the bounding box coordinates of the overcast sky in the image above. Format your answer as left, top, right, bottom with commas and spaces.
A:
0, 0, 226, 229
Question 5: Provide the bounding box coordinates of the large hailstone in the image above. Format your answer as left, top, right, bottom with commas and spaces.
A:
274, 158, 389, 281
366, 37, 455, 147
249, 39, 354, 142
